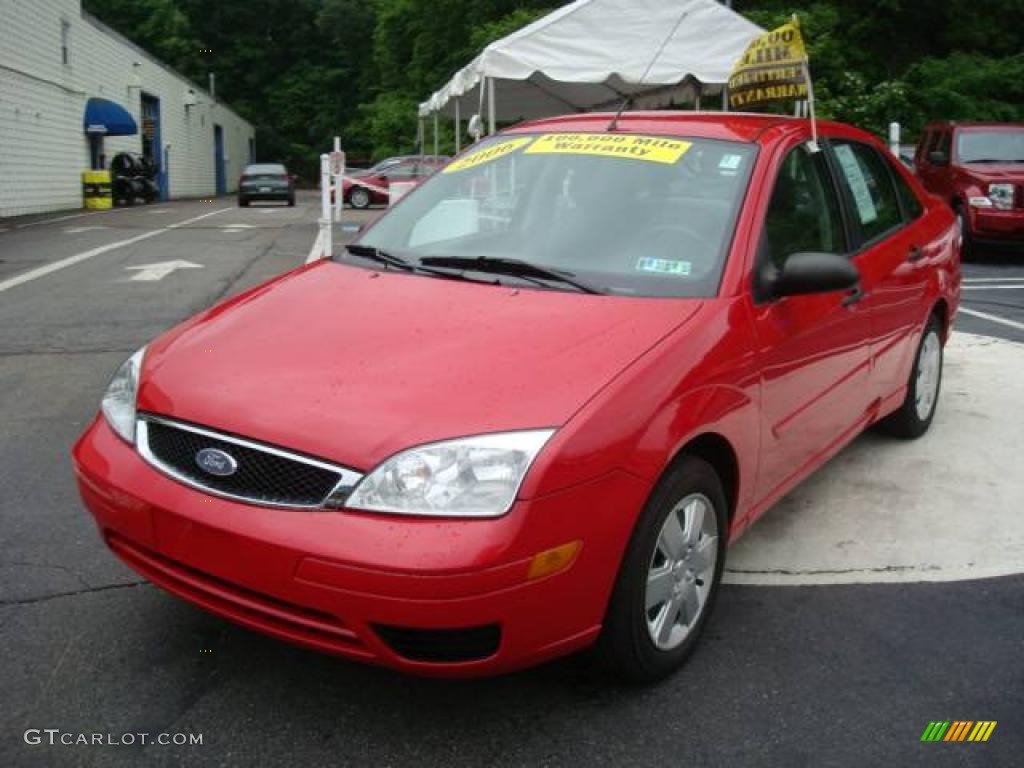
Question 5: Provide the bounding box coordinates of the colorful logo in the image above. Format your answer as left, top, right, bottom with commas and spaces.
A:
921, 721, 996, 742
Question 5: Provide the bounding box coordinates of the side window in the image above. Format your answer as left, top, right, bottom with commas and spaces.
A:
384, 163, 417, 180
889, 162, 924, 221
831, 141, 903, 243
763, 145, 846, 270
936, 129, 952, 159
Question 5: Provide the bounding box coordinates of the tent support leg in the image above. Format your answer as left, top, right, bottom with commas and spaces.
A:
487, 77, 496, 136
454, 100, 460, 153
433, 112, 439, 156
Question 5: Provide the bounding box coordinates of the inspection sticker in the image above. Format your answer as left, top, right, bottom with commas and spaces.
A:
525, 134, 692, 164
635, 257, 692, 276
443, 137, 533, 173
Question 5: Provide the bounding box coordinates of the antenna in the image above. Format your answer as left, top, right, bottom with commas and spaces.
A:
608, 8, 690, 130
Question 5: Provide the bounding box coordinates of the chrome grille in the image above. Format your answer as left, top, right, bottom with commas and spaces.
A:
136, 415, 362, 509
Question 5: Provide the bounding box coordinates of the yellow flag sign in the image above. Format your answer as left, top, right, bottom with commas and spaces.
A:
728, 19, 809, 110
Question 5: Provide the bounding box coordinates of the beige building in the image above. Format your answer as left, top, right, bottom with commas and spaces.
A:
0, 0, 254, 217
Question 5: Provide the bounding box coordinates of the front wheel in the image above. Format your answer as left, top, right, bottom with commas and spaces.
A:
877, 314, 943, 438
597, 456, 727, 683
349, 187, 371, 209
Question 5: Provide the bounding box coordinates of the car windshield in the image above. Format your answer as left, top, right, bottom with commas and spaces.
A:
957, 129, 1024, 163
352, 133, 757, 298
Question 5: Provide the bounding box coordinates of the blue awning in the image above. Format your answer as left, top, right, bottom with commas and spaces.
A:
83, 97, 138, 136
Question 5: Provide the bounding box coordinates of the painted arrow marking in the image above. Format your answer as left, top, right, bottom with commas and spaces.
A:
125, 260, 203, 282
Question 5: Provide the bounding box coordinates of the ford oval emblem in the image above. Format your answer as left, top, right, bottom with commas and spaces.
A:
195, 447, 238, 477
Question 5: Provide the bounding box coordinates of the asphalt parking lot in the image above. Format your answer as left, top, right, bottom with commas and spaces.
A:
1, 194, 1021, 767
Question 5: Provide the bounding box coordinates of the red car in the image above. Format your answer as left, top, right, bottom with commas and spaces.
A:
73, 113, 959, 681
915, 121, 1024, 255
342, 155, 449, 209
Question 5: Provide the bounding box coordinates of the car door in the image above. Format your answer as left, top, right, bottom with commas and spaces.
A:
749, 140, 872, 504
828, 139, 934, 405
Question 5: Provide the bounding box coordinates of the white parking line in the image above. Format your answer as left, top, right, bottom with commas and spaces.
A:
15, 211, 99, 228
959, 307, 1024, 332
0, 207, 230, 294
958, 280, 1024, 286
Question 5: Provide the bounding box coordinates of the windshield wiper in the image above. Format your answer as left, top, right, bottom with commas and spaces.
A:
344, 244, 417, 271
344, 244, 505, 286
963, 158, 1011, 164
418, 256, 602, 294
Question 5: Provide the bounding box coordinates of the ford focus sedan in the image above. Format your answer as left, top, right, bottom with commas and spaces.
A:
73, 113, 960, 681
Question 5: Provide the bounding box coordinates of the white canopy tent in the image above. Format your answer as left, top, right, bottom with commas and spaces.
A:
418, 0, 764, 153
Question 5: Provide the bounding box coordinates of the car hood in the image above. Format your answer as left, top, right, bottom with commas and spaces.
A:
960, 163, 1024, 183
139, 262, 702, 469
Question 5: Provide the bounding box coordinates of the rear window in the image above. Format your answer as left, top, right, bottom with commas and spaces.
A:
245, 164, 287, 176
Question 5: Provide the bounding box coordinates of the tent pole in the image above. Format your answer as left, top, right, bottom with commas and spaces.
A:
417, 118, 424, 154
454, 100, 461, 154
487, 77, 496, 136
433, 112, 439, 156
721, 87, 728, 112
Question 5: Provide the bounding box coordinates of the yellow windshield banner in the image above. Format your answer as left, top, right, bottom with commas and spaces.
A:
728, 19, 809, 110
443, 137, 533, 173
524, 133, 692, 164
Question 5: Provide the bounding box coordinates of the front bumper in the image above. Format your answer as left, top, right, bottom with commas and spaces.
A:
72, 416, 649, 676
970, 207, 1024, 245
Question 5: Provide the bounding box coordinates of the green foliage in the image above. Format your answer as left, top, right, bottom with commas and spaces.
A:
83, 0, 1024, 169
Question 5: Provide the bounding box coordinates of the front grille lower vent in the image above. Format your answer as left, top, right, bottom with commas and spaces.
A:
137, 415, 361, 509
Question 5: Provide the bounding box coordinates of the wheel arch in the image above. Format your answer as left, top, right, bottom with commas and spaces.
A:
931, 298, 951, 343
667, 432, 740, 526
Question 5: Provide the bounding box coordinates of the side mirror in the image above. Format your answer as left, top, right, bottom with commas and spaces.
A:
928, 150, 949, 166
771, 252, 860, 299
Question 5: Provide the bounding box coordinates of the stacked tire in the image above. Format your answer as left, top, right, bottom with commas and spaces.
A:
111, 152, 159, 206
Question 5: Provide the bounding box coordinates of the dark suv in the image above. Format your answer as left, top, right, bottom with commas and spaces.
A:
915, 122, 1024, 255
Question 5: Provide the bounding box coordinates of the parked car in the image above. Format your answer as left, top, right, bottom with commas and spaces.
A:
238, 163, 295, 207
915, 121, 1024, 256
342, 155, 448, 209
73, 113, 959, 681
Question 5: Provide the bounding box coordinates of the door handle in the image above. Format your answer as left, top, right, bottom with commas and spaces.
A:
907, 245, 925, 263
842, 284, 864, 307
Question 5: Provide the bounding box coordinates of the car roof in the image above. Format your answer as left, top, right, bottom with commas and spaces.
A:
504, 111, 868, 145
924, 121, 1024, 130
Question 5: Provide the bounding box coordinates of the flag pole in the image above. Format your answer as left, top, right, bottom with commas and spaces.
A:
793, 14, 819, 152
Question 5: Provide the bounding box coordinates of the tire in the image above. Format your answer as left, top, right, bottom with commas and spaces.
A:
876, 314, 943, 439
238, 197, 249, 207
288, 195, 296, 207
597, 455, 727, 683
349, 187, 371, 209
954, 203, 973, 261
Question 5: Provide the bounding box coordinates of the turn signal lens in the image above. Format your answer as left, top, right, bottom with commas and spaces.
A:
526, 541, 582, 581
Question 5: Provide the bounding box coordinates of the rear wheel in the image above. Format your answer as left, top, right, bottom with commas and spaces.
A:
238, 196, 249, 207
349, 187, 371, 209
597, 456, 727, 683
877, 314, 943, 438
954, 203, 973, 260
288, 195, 296, 207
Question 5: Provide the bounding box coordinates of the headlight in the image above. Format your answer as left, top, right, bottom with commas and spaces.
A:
346, 430, 555, 518
101, 347, 145, 443
988, 183, 1014, 210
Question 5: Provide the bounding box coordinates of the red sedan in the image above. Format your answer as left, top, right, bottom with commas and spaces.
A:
73, 113, 960, 681
341, 155, 448, 209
